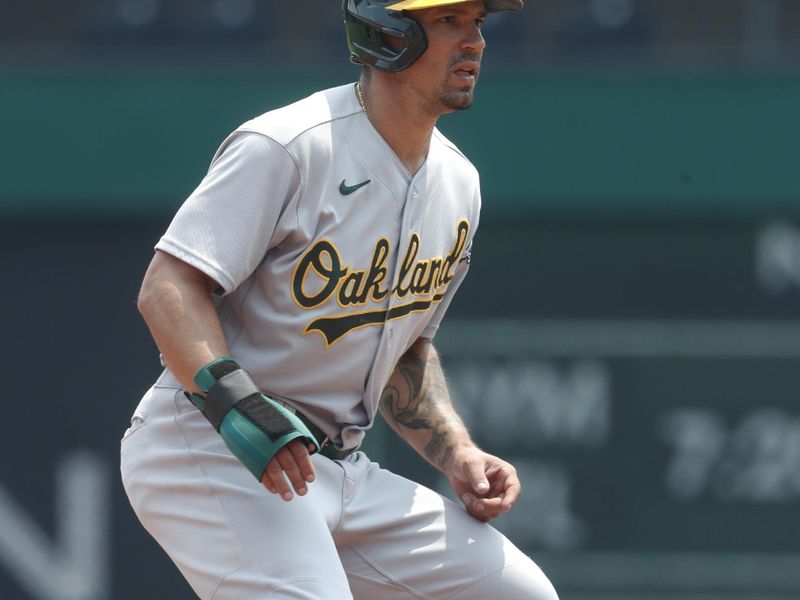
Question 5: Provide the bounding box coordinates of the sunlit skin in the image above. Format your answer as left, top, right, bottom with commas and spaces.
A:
360, 1, 488, 174
389, 2, 487, 115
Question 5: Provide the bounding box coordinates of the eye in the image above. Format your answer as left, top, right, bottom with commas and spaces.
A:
439, 15, 456, 24
475, 17, 485, 28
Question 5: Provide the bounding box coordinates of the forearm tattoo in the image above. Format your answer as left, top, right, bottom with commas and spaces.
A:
380, 348, 463, 470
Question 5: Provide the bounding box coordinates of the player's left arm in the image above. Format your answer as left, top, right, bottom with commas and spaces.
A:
379, 337, 520, 522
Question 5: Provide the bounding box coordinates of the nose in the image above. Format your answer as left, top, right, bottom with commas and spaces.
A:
461, 22, 486, 52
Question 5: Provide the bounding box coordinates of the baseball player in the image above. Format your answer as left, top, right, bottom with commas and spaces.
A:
121, 0, 558, 598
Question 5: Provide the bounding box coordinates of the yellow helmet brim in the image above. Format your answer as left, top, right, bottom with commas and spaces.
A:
388, 0, 523, 12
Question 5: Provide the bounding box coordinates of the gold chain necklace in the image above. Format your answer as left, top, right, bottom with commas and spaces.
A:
355, 81, 366, 112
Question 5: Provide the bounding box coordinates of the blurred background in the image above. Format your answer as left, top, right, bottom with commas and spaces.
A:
2, 1, 800, 599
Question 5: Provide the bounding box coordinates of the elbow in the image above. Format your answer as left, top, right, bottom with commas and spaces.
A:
137, 258, 171, 321
136, 251, 176, 320
136, 276, 159, 321
136, 286, 149, 317
409, 336, 434, 359
136, 251, 218, 323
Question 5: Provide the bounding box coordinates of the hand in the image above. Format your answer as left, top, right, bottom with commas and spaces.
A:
260, 438, 316, 501
446, 447, 521, 522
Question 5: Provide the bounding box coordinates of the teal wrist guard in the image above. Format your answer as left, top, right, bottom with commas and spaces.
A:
187, 358, 320, 481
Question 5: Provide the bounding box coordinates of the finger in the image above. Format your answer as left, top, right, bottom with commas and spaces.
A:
277, 447, 309, 497
462, 494, 495, 522
497, 468, 521, 509
287, 438, 316, 483
478, 496, 511, 514
262, 455, 293, 501
462, 494, 511, 521
485, 464, 505, 490
483, 464, 520, 503
461, 493, 484, 519
463, 460, 490, 496
261, 476, 277, 495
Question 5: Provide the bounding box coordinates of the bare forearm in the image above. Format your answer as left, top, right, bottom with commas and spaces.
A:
379, 339, 472, 472
138, 251, 230, 392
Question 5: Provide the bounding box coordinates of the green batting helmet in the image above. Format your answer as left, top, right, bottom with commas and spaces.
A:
342, 0, 523, 73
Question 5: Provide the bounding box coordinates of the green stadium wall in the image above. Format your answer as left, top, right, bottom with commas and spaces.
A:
2, 66, 799, 219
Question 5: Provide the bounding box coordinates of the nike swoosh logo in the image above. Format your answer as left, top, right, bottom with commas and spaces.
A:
339, 179, 371, 195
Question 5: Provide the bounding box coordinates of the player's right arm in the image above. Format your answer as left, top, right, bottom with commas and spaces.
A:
137, 250, 316, 501
138, 250, 228, 392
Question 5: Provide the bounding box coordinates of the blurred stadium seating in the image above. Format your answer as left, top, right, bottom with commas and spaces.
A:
1, 0, 799, 66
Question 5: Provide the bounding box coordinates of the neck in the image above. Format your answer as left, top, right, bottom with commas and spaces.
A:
358, 74, 439, 176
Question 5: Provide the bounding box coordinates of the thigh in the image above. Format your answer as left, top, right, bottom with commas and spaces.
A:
121, 385, 353, 600
335, 454, 557, 600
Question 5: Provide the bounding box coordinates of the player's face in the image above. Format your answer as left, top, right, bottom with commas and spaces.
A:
400, 2, 487, 114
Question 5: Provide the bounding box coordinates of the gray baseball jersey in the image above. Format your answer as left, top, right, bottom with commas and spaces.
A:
155, 82, 479, 451
122, 82, 557, 600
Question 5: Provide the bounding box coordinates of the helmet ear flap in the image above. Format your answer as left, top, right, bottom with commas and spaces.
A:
343, 0, 428, 72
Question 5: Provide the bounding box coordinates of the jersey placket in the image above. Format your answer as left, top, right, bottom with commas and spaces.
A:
361, 167, 429, 423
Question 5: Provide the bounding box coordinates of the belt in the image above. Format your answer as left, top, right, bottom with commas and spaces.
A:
293, 409, 357, 461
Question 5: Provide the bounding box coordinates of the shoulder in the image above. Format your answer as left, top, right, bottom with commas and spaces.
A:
235, 83, 361, 147
430, 129, 482, 219
431, 128, 479, 181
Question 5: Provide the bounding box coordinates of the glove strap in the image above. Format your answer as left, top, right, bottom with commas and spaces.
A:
187, 358, 321, 481
191, 358, 314, 444
208, 369, 263, 432
194, 355, 236, 392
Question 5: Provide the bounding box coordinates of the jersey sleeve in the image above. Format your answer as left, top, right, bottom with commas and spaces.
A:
156, 131, 300, 294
